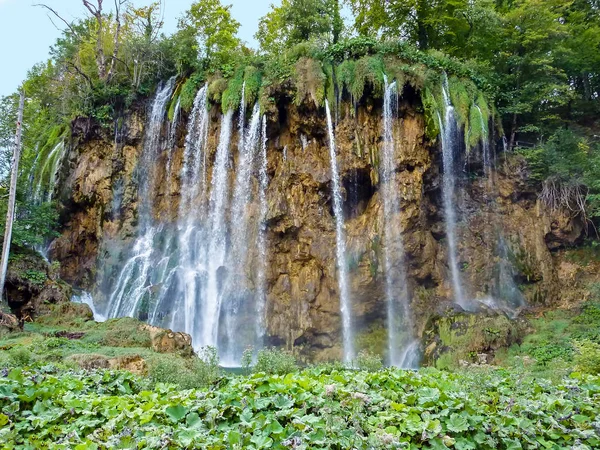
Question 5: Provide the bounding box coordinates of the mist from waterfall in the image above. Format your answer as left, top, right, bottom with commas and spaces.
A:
381, 76, 419, 368
438, 76, 468, 309
475, 106, 526, 313
325, 100, 354, 363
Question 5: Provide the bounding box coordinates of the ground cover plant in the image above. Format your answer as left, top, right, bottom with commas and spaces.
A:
0, 363, 599, 449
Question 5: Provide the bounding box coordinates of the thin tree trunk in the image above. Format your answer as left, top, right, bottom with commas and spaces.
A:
508, 113, 517, 151
0, 90, 25, 302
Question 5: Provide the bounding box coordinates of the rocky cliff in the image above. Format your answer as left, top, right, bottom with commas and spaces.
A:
48, 84, 586, 363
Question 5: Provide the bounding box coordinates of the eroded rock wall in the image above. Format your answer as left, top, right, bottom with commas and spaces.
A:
49, 88, 586, 361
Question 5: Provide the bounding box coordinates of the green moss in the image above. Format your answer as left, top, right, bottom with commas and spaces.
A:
293, 57, 326, 107
221, 67, 245, 112
179, 73, 204, 112
428, 312, 520, 369
243, 65, 262, 107
336, 59, 356, 101
448, 76, 471, 129
421, 86, 442, 141
352, 55, 385, 101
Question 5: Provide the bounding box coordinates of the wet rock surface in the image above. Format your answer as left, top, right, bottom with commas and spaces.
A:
49, 94, 587, 362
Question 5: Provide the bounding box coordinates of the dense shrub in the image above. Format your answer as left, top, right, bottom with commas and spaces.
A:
253, 347, 298, 375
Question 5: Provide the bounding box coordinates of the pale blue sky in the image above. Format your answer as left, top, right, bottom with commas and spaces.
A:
0, 0, 273, 97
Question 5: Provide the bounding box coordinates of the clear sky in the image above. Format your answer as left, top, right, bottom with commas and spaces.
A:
0, 0, 272, 97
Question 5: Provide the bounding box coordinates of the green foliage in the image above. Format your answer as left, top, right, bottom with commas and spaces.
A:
574, 340, 600, 375
148, 346, 220, 389
256, 0, 344, 57
500, 300, 600, 374
178, 73, 205, 113
22, 270, 47, 288
1, 365, 599, 448
355, 324, 387, 357
421, 86, 442, 141
253, 347, 298, 375
7, 347, 34, 367
180, 0, 241, 72
353, 349, 383, 371
221, 67, 245, 112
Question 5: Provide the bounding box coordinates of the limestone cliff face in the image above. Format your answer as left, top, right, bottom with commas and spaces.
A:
49, 88, 585, 362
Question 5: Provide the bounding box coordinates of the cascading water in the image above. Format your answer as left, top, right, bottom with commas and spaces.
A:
107, 78, 176, 318
255, 115, 269, 348
221, 104, 262, 364
438, 77, 468, 309
325, 100, 354, 363
166, 97, 181, 179
34, 141, 66, 204
475, 106, 526, 313
381, 76, 418, 367
200, 109, 234, 349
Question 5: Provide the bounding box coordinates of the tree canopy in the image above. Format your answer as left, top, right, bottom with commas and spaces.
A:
1, 0, 600, 248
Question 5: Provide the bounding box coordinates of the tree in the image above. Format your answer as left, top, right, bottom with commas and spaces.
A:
494, 0, 572, 149
123, 2, 166, 88
179, 0, 241, 71
256, 0, 345, 55
349, 0, 476, 51
0, 91, 24, 301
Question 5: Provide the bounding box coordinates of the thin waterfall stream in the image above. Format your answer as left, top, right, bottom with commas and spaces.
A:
325, 100, 354, 363
439, 77, 468, 309
381, 76, 419, 367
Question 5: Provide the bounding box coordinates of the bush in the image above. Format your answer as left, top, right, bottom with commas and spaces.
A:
148, 346, 220, 389
8, 347, 34, 367
353, 350, 383, 372
574, 340, 600, 375
254, 347, 298, 375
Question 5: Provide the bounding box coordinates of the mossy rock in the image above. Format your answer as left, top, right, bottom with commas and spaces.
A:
5, 250, 72, 321
422, 307, 526, 369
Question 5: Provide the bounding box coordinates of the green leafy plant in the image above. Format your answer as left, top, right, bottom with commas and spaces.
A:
254, 347, 298, 375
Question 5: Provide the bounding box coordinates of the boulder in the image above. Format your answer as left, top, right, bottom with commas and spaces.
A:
142, 324, 194, 356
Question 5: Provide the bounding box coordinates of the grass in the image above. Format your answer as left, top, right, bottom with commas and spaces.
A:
495, 299, 600, 379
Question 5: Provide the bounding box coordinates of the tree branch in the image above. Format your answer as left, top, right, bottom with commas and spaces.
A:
35, 4, 78, 35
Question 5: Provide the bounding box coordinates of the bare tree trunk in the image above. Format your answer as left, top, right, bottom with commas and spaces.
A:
0, 91, 25, 302
508, 112, 517, 151
83, 0, 107, 80
106, 0, 127, 83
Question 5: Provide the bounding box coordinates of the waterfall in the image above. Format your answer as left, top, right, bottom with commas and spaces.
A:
34, 141, 65, 204
475, 106, 526, 313
105, 78, 175, 319
202, 110, 234, 348
325, 100, 354, 363
381, 76, 418, 367
166, 97, 181, 179
222, 104, 262, 364
72, 291, 106, 322
163, 84, 210, 342
180, 85, 209, 215
255, 115, 269, 349
439, 77, 468, 309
